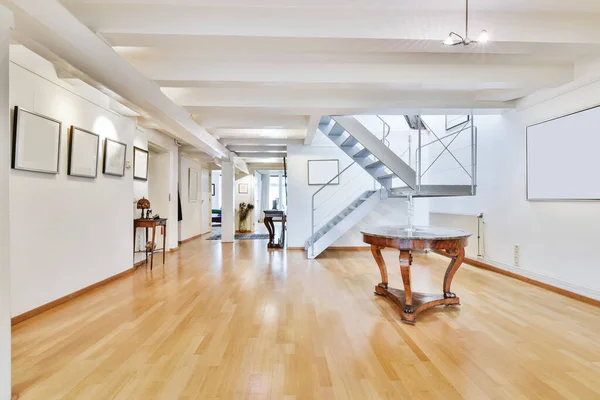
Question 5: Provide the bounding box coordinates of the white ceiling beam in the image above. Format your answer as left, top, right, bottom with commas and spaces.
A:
227, 145, 287, 152
64, 5, 600, 45
235, 152, 286, 158
131, 62, 572, 90
222, 138, 303, 146
162, 86, 552, 109
195, 114, 308, 130
230, 154, 249, 174
247, 162, 284, 170
186, 102, 516, 118
6, 0, 229, 159
304, 115, 320, 145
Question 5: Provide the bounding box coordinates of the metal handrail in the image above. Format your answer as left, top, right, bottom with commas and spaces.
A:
415, 117, 473, 179
311, 161, 356, 257
376, 115, 391, 147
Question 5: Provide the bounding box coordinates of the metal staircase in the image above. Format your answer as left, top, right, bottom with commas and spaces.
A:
318, 115, 476, 198
306, 114, 478, 258
305, 187, 385, 258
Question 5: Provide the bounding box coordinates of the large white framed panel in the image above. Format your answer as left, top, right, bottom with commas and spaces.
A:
527, 105, 600, 201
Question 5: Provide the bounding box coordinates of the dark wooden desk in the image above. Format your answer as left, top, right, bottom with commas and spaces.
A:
263, 210, 286, 248
134, 218, 167, 270
362, 226, 471, 324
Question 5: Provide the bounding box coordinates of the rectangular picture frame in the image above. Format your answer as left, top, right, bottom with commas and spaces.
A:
238, 183, 248, 194
133, 146, 149, 181
189, 168, 199, 202
68, 126, 100, 178
103, 138, 127, 177
12, 106, 62, 174
307, 159, 340, 185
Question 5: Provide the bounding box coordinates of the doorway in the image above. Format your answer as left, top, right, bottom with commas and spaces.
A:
200, 168, 211, 234
147, 144, 170, 250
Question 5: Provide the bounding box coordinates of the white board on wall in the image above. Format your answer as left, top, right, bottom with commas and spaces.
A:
308, 159, 339, 185
527, 105, 600, 201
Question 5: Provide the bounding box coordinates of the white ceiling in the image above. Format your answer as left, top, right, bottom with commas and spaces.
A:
9, 0, 600, 162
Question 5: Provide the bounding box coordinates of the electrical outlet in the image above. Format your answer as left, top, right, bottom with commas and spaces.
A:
514, 245, 520, 267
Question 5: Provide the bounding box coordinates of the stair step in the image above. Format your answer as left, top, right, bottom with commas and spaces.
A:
327, 124, 345, 137
353, 148, 371, 159
340, 136, 358, 147
365, 160, 384, 170
377, 173, 394, 180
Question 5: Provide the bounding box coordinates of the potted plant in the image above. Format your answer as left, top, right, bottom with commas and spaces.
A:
238, 202, 255, 232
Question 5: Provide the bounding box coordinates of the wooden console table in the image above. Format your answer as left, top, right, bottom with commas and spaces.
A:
263, 210, 286, 248
362, 226, 471, 324
133, 218, 167, 270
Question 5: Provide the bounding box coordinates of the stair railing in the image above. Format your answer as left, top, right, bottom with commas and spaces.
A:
376, 115, 391, 148
310, 162, 374, 257
413, 114, 476, 193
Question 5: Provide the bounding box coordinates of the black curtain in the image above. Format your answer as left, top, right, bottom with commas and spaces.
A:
177, 190, 183, 221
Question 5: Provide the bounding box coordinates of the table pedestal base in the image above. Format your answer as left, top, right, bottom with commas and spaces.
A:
374, 285, 460, 324
369, 245, 465, 324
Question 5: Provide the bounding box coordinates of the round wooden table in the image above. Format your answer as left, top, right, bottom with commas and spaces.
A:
362, 226, 472, 324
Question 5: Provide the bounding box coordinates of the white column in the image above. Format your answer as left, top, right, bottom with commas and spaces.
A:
221, 161, 235, 242
0, 7, 13, 399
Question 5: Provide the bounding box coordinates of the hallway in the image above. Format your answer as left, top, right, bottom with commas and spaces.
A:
11, 237, 600, 399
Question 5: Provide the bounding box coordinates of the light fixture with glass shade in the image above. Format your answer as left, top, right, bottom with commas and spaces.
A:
443, 0, 489, 46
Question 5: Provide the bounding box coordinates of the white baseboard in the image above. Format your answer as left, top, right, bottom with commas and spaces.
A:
477, 256, 600, 301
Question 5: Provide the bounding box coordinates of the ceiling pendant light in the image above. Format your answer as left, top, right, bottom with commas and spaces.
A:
443, 0, 489, 46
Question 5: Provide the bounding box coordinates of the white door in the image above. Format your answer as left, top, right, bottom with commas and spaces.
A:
200, 168, 211, 234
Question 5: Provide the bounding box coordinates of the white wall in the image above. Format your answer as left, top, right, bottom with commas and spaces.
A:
9, 51, 140, 316
287, 131, 429, 248
0, 8, 12, 398
234, 174, 256, 231
431, 94, 600, 299
178, 154, 209, 241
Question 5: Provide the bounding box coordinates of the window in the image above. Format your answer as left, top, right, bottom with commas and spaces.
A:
268, 174, 286, 210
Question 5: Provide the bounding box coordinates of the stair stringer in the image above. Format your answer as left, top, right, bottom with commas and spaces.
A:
331, 116, 417, 189
306, 189, 386, 259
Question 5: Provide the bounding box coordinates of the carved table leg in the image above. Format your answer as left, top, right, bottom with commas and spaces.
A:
369, 244, 464, 324
264, 217, 274, 247
370, 245, 388, 290
443, 248, 465, 299
399, 250, 413, 315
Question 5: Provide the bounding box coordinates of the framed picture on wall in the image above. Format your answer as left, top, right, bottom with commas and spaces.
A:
307, 159, 339, 185
212, 183, 215, 196
133, 146, 149, 181
12, 106, 62, 174
445, 115, 470, 131
238, 183, 248, 194
103, 138, 127, 177
189, 168, 199, 202
67, 126, 99, 178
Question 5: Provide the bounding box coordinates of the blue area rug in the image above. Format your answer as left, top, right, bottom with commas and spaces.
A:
206, 233, 270, 241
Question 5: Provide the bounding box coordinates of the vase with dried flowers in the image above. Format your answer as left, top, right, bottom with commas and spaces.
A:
238, 202, 255, 232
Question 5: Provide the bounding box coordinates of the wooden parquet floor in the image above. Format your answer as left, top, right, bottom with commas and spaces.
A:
11, 237, 600, 399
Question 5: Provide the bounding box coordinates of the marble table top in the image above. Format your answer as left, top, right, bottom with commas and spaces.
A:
361, 226, 472, 240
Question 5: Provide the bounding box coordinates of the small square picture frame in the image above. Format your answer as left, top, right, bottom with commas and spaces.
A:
238, 183, 249, 194
102, 138, 127, 177
12, 106, 62, 175
133, 146, 149, 181
68, 126, 100, 179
